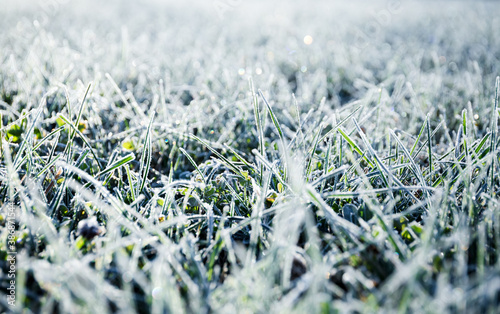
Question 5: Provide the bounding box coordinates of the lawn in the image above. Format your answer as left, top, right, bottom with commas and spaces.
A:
1, 0, 500, 313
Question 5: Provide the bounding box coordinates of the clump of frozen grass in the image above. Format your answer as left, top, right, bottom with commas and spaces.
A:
1, 0, 500, 313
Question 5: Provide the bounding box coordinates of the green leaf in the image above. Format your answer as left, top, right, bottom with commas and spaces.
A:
78, 121, 87, 133
6, 124, 23, 143
122, 139, 135, 151
56, 117, 66, 127
410, 221, 423, 234
75, 236, 86, 250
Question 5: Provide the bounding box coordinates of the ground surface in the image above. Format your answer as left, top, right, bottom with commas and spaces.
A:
1, 0, 500, 313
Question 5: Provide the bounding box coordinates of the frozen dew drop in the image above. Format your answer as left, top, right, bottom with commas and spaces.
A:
152, 287, 162, 299
303, 35, 313, 45
238, 68, 245, 75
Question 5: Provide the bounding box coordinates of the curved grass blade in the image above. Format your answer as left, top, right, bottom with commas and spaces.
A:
250, 78, 265, 182
33, 126, 65, 151
410, 117, 427, 157
306, 123, 323, 182
72, 83, 92, 142
338, 127, 374, 168
305, 185, 361, 238
138, 105, 156, 195
252, 148, 288, 190
35, 154, 62, 179
63, 83, 92, 158
323, 185, 435, 198
390, 130, 426, 187
191, 134, 246, 179
13, 95, 46, 168
95, 153, 135, 178
318, 105, 362, 144
126, 164, 136, 203
353, 118, 420, 203
223, 144, 256, 170
57, 114, 103, 171
258, 90, 288, 179
179, 147, 205, 182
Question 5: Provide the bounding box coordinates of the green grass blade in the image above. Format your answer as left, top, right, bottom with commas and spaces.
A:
410, 116, 427, 156
191, 134, 246, 179
73, 82, 92, 141
390, 130, 426, 187
179, 147, 205, 182
126, 164, 136, 203
35, 154, 62, 179
258, 89, 288, 178
306, 123, 323, 182
57, 114, 103, 171
13, 96, 46, 168
318, 105, 362, 144
427, 114, 434, 173
33, 126, 65, 151
337, 127, 374, 168
95, 153, 135, 178
138, 111, 155, 195
250, 78, 265, 182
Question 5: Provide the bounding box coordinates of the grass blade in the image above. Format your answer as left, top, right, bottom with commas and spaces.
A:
57, 114, 103, 171
138, 110, 155, 195
95, 153, 135, 178
179, 147, 205, 182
